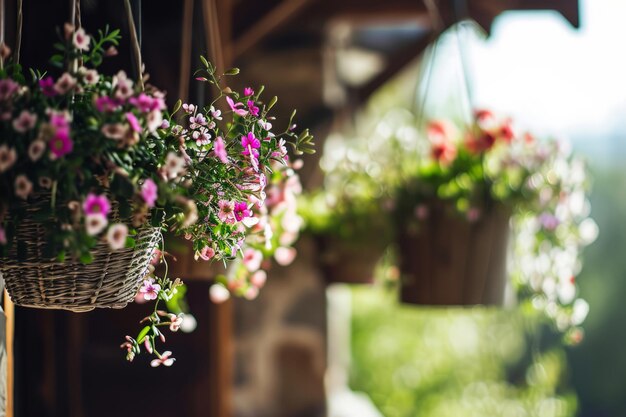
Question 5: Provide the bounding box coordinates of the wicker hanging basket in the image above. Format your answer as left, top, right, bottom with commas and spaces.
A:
318, 236, 385, 285
0, 203, 161, 312
397, 203, 510, 306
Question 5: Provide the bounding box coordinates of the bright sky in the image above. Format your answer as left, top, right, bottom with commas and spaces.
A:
429, 0, 626, 155
474, 0, 626, 144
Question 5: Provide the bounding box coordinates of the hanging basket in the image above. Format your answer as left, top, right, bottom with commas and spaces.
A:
0, 203, 161, 313
397, 203, 510, 306
318, 236, 385, 285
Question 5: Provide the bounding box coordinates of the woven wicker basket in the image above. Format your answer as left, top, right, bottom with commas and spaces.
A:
0, 207, 161, 313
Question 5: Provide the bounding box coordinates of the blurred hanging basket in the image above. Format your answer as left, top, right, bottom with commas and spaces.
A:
318, 236, 385, 285
397, 202, 510, 306
0, 200, 161, 312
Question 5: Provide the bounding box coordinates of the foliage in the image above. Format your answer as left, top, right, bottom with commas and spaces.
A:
349, 285, 578, 417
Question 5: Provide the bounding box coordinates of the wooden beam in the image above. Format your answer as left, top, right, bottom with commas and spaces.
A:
232, 0, 315, 59
351, 31, 434, 104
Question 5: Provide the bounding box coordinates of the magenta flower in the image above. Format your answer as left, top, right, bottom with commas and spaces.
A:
141, 179, 158, 208
241, 132, 260, 158
226, 96, 248, 117
234, 201, 251, 221
126, 112, 142, 132
247, 100, 259, 117
214, 136, 228, 163
39, 76, 56, 97
95, 96, 119, 112
129, 93, 158, 113
140, 279, 161, 301
150, 351, 175, 367
48, 129, 73, 158
83, 193, 111, 216
244, 87, 254, 96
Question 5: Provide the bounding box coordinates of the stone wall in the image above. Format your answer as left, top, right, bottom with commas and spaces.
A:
233, 236, 327, 417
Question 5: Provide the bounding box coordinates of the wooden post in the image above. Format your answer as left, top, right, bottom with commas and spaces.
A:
4, 292, 13, 417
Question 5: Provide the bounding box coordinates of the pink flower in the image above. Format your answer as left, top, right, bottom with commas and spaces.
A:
14, 175, 32, 200
101, 123, 125, 140
197, 246, 215, 261
0, 227, 6, 245
83, 193, 111, 216
126, 112, 141, 132
274, 247, 297, 266
114, 71, 134, 100
210, 284, 231, 303
28, 140, 46, 162
244, 286, 259, 300
150, 351, 175, 367
140, 278, 161, 301
250, 270, 267, 288
48, 110, 71, 129
218, 200, 236, 224
189, 113, 207, 128
242, 248, 263, 272
226, 96, 248, 117
241, 132, 260, 157
539, 212, 560, 231
247, 100, 259, 117
0, 145, 17, 172
106, 223, 128, 250
234, 201, 251, 221
192, 128, 211, 146
0, 79, 19, 100
39, 77, 57, 97
210, 106, 222, 120
85, 213, 108, 235
244, 87, 254, 96
129, 93, 158, 113
182, 103, 196, 114
168, 314, 184, 332
12, 110, 37, 133
141, 179, 158, 208
105, 46, 118, 57
72, 27, 90, 51
214, 136, 228, 163
54, 72, 77, 94
48, 129, 73, 158
415, 204, 429, 220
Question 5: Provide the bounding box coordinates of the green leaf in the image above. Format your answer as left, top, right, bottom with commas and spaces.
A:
267, 96, 278, 111
136, 326, 151, 344
172, 99, 182, 115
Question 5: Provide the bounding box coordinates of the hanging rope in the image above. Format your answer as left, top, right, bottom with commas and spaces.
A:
14, 0, 21, 64
124, 0, 144, 91
0, 0, 5, 70
202, 0, 225, 72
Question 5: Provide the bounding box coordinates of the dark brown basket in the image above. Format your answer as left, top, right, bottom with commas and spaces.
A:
318, 236, 385, 285
0, 209, 161, 313
398, 204, 510, 306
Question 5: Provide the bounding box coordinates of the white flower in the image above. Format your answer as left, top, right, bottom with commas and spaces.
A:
571, 298, 590, 326
163, 151, 186, 180
146, 109, 163, 133
28, 140, 46, 161
0, 145, 17, 172
85, 213, 108, 236
209, 284, 230, 304
14, 175, 33, 200
106, 223, 128, 250
274, 247, 296, 266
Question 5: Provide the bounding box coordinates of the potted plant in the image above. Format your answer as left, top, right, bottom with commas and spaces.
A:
0, 22, 315, 365
392, 109, 596, 322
